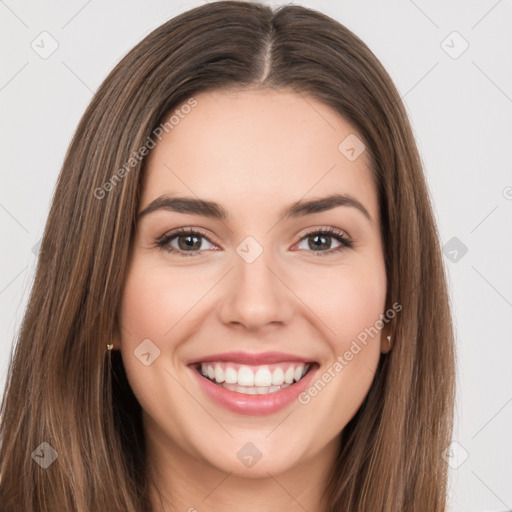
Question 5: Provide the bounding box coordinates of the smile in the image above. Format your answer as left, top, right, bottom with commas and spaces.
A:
188, 353, 318, 415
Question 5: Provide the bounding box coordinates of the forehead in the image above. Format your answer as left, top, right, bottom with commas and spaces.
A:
141, 88, 378, 222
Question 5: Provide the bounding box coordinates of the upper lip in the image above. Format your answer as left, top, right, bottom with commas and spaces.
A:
186, 351, 315, 366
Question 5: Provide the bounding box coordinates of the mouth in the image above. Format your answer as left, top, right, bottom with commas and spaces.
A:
191, 361, 315, 396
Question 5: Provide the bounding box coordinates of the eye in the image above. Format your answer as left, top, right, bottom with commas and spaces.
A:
155, 226, 353, 257
294, 227, 353, 256
155, 227, 217, 256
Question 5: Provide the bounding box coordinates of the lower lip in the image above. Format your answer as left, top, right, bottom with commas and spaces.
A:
189, 364, 318, 415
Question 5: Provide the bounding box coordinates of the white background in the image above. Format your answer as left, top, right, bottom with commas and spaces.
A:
1, 1, 511, 510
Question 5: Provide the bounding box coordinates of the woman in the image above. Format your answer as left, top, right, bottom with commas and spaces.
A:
0, 1, 455, 511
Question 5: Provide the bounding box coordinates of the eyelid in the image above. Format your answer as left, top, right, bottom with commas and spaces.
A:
155, 226, 217, 246
296, 225, 352, 242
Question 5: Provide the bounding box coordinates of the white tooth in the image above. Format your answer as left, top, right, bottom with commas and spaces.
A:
271, 367, 285, 386
237, 365, 255, 386
294, 365, 305, 382
214, 364, 225, 383
207, 365, 215, 380
256, 386, 269, 394
201, 363, 208, 377
254, 367, 272, 387
302, 363, 310, 377
246, 387, 258, 395
268, 385, 280, 393
224, 366, 238, 384
284, 366, 295, 384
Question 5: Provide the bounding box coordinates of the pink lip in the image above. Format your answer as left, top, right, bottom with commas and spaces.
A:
188, 362, 319, 416
186, 351, 314, 366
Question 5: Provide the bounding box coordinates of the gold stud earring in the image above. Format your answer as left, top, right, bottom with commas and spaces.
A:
106, 344, 114, 351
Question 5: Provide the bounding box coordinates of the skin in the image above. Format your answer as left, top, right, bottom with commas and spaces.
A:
116, 88, 389, 512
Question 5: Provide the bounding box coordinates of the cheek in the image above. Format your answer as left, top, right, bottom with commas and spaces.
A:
297, 260, 387, 350
119, 262, 199, 340
334, 281, 385, 346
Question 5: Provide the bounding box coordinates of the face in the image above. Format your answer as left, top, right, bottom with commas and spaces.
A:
117, 88, 388, 479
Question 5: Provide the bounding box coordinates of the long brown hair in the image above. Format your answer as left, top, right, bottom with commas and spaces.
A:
0, 1, 455, 510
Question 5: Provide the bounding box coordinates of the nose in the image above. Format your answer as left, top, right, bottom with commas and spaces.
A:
217, 246, 295, 333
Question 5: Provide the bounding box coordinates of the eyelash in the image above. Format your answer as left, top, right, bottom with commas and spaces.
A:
155, 226, 354, 257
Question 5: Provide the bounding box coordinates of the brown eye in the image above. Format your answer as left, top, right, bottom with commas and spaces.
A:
295, 227, 353, 256
156, 228, 215, 256
306, 233, 333, 251
176, 233, 202, 251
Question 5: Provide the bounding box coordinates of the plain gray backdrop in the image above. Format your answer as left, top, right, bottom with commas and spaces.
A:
1, 1, 511, 511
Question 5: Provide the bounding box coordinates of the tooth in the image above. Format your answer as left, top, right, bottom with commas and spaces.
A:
294, 365, 305, 382
237, 365, 255, 386
203, 362, 310, 388
228, 384, 255, 395
221, 382, 290, 394
214, 364, 225, 383
254, 367, 272, 387
271, 367, 285, 385
224, 366, 238, 384
284, 366, 295, 384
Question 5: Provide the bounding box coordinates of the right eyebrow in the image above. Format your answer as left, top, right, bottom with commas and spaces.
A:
138, 195, 227, 220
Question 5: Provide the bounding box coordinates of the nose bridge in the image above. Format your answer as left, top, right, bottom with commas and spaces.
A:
236, 243, 275, 293
218, 235, 294, 329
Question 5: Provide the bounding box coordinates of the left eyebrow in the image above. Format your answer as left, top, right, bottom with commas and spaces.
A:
137, 193, 373, 223
281, 193, 372, 223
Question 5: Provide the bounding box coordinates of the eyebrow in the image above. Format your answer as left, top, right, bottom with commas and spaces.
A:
137, 193, 372, 223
